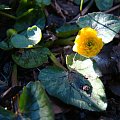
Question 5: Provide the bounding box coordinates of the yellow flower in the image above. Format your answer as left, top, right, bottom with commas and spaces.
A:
73, 27, 103, 57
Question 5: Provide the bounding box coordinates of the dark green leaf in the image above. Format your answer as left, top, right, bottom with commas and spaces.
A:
36, 17, 46, 30
35, 0, 51, 7
11, 25, 42, 48
95, 0, 113, 11
12, 47, 50, 68
77, 12, 120, 43
0, 41, 13, 50
19, 81, 54, 120
56, 24, 79, 38
14, 9, 38, 31
0, 107, 15, 120
38, 62, 107, 111
16, 0, 33, 16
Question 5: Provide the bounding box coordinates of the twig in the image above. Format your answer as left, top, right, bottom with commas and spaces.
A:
51, 0, 66, 20
81, 0, 94, 15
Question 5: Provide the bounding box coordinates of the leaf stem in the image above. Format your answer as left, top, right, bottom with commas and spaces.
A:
49, 53, 67, 71
17, 8, 34, 19
80, 0, 84, 13
0, 11, 17, 20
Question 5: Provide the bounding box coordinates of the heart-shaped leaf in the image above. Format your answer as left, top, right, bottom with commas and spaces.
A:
19, 81, 54, 120
12, 47, 50, 68
95, 0, 113, 11
0, 107, 15, 120
77, 12, 120, 43
38, 55, 107, 111
11, 25, 42, 48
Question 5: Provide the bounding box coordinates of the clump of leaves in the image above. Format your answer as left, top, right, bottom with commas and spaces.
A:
0, 0, 120, 119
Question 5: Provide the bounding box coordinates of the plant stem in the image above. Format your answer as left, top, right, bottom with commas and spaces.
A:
49, 53, 67, 71
80, 0, 84, 13
0, 11, 17, 20
17, 8, 34, 19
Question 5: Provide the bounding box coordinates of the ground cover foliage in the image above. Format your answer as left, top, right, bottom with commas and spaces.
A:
0, 0, 120, 120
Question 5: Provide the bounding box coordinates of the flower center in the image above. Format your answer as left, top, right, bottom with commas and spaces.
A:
86, 41, 94, 47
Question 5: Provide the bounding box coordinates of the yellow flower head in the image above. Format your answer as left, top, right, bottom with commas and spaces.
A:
73, 27, 103, 57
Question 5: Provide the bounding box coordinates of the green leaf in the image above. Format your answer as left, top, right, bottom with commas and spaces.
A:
14, 9, 38, 31
19, 81, 54, 120
66, 53, 107, 111
95, 0, 113, 11
27, 25, 42, 43
0, 41, 13, 50
16, 0, 33, 16
0, 107, 15, 120
56, 24, 79, 38
35, 0, 51, 7
36, 17, 46, 30
38, 58, 107, 111
12, 47, 50, 68
11, 25, 42, 48
77, 12, 120, 43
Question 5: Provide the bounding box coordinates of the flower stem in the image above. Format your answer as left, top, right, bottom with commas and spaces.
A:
0, 11, 17, 20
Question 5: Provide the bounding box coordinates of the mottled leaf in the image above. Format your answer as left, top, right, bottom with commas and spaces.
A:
95, 0, 113, 11
77, 12, 120, 43
66, 53, 107, 110
0, 107, 15, 120
12, 47, 50, 68
38, 59, 107, 111
19, 81, 54, 120
11, 25, 42, 48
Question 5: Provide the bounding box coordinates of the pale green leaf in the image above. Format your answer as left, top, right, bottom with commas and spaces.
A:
66, 53, 107, 110
11, 25, 42, 48
77, 12, 120, 43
